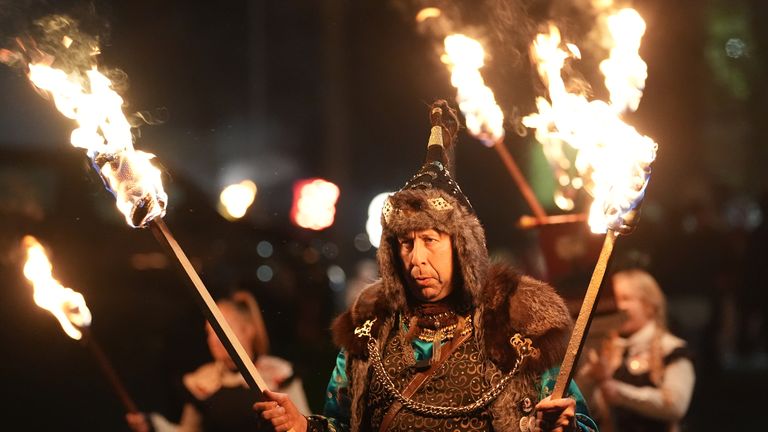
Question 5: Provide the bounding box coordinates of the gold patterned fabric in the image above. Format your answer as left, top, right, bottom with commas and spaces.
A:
363, 324, 535, 432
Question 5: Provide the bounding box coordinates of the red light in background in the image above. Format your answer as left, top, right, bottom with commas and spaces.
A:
291, 178, 340, 230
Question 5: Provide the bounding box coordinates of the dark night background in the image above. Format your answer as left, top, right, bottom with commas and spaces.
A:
1, 0, 767, 430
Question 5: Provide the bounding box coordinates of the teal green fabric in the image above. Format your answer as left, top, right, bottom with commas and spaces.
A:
319, 340, 598, 431
539, 367, 598, 432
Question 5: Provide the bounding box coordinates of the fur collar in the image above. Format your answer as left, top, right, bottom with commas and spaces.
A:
331, 262, 572, 374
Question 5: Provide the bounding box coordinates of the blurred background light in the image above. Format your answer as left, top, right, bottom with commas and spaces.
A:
290, 178, 340, 231
365, 192, 391, 248
218, 180, 257, 220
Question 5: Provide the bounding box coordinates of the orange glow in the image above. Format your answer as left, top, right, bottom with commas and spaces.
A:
290, 178, 340, 231
522, 14, 656, 234
416, 7, 441, 23
441, 34, 504, 146
21, 236, 92, 340
26, 62, 166, 227
218, 180, 258, 220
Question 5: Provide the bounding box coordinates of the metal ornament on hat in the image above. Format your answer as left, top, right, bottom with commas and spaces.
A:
382, 102, 474, 225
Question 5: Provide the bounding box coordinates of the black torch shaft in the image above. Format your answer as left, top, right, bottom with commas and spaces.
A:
81, 327, 139, 414
148, 218, 269, 398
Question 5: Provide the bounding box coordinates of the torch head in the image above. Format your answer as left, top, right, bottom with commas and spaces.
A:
93, 150, 168, 228
612, 203, 642, 235
602, 158, 652, 235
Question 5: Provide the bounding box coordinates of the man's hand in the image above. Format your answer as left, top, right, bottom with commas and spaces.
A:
253, 389, 308, 432
534, 396, 577, 432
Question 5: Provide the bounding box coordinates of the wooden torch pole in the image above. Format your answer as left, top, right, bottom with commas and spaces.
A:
81, 327, 139, 414
517, 213, 589, 229
550, 229, 618, 399
492, 138, 548, 222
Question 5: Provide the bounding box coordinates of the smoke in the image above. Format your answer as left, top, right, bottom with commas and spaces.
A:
499, 0, 602, 106
390, 0, 604, 73
1, 2, 107, 76
392, 0, 537, 62
1, 1, 110, 64
387, 1, 607, 132
0, 1, 164, 128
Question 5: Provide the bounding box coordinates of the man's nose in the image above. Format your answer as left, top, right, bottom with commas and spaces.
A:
410, 239, 428, 265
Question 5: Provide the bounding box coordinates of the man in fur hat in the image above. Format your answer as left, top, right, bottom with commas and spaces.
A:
255, 100, 597, 432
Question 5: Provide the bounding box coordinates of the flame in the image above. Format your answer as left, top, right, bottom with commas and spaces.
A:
441, 34, 504, 146
599, 8, 648, 113
219, 180, 258, 220
26, 62, 167, 228
522, 18, 657, 233
21, 236, 92, 340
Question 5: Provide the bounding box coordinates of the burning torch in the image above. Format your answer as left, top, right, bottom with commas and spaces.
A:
21, 235, 139, 414
521, 10, 657, 398
440, 32, 549, 222
6, 15, 275, 408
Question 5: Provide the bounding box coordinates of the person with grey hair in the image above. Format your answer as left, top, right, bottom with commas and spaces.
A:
255, 100, 597, 432
577, 269, 695, 432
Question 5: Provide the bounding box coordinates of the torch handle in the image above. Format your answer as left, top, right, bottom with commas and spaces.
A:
517, 213, 588, 229
551, 230, 618, 399
148, 218, 270, 396
82, 329, 139, 414
492, 139, 548, 221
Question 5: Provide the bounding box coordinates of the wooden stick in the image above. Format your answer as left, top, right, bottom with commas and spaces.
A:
551, 229, 618, 399
517, 213, 588, 229
81, 327, 139, 414
492, 138, 548, 221
148, 218, 269, 395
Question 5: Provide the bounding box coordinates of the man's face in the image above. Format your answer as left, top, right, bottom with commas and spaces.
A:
398, 229, 454, 303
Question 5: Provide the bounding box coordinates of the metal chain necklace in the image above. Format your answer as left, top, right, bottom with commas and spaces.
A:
355, 318, 533, 418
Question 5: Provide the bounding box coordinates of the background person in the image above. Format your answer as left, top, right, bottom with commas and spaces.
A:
577, 268, 695, 432
127, 290, 310, 432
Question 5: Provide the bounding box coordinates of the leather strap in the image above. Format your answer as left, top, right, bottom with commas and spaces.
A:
378, 327, 472, 432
